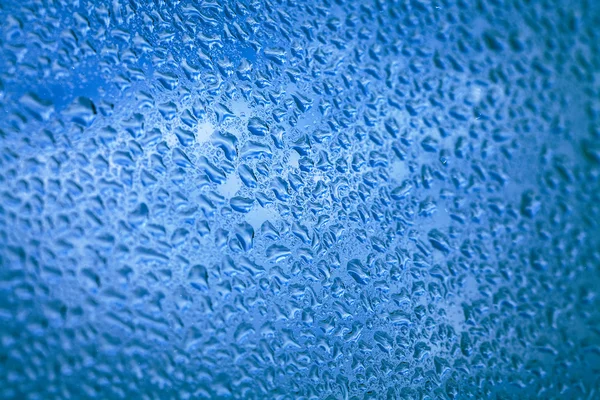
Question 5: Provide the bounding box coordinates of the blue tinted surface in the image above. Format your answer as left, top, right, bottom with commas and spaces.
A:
1, 0, 600, 399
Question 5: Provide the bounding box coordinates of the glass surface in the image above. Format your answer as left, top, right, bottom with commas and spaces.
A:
1, 0, 599, 399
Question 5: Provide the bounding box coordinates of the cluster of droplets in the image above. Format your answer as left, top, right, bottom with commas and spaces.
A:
1, 0, 600, 399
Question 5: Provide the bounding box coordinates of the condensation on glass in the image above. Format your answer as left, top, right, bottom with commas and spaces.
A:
0, 0, 599, 399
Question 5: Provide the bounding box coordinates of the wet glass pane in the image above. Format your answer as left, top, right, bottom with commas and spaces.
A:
1, 0, 599, 399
